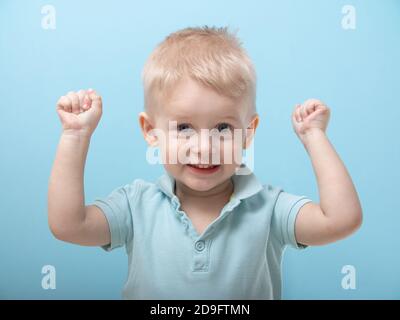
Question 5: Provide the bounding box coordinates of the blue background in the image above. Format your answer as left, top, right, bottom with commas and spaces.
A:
1, 0, 399, 299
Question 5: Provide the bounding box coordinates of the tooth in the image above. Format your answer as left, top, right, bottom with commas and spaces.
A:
190, 164, 217, 169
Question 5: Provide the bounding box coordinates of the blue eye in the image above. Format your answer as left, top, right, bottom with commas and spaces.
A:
216, 123, 233, 132
177, 123, 191, 132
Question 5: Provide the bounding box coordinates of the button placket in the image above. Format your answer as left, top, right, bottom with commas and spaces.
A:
192, 238, 211, 272
195, 240, 205, 252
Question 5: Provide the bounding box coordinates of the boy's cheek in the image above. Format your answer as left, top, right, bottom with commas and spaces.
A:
219, 141, 243, 165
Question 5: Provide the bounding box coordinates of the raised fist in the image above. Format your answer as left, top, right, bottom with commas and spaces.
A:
56, 89, 102, 137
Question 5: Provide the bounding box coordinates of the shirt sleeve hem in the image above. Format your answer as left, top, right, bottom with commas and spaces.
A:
285, 197, 313, 250
93, 200, 123, 252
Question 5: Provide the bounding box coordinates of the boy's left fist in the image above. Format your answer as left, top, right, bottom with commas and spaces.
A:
291, 98, 330, 143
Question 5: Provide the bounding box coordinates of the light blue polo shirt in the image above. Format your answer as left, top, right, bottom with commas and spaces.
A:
93, 170, 312, 300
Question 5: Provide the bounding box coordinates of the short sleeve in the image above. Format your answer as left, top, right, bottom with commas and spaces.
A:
92, 181, 139, 252
271, 190, 313, 249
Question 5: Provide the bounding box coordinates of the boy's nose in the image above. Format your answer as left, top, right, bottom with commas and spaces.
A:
190, 133, 218, 162
191, 144, 217, 155
191, 140, 217, 154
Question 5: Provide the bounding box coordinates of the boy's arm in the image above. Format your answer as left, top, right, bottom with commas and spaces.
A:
291, 99, 363, 246
48, 89, 110, 246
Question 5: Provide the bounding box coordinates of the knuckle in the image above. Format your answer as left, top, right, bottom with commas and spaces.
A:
57, 96, 65, 104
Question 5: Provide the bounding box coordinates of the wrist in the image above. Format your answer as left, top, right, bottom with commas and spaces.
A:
61, 129, 93, 140
301, 128, 326, 148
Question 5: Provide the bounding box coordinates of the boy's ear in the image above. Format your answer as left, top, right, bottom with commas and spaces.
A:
138, 112, 158, 146
244, 114, 259, 149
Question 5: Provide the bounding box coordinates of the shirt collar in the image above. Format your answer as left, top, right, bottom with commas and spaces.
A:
156, 166, 263, 201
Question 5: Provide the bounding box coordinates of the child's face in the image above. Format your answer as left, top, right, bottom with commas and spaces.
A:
142, 78, 258, 193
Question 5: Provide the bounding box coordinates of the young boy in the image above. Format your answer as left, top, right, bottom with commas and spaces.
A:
48, 26, 363, 299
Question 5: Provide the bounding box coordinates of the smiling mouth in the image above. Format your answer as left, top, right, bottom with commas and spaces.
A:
187, 164, 219, 169
186, 164, 221, 173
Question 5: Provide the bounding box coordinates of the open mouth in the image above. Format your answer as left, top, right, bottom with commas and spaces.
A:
186, 164, 221, 174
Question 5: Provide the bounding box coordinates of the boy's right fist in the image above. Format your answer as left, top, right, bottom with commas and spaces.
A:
56, 89, 102, 137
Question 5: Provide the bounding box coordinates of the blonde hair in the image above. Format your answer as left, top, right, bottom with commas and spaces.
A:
142, 26, 256, 115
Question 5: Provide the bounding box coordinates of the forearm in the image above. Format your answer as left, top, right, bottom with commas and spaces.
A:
303, 129, 362, 226
48, 132, 90, 235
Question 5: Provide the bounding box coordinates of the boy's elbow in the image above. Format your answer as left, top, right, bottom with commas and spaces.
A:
49, 222, 69, 242
339, 209, 363, 237
48, 218, 78, 243
325, 209, 363, 243
350, 209, 363, 232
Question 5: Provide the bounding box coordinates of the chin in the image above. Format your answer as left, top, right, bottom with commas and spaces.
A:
165, 164, 231, 191
183, 177, 221, 192
184, 164, 238, 191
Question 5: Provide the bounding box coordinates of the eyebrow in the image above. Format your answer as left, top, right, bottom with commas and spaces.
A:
173, 118, 241, 127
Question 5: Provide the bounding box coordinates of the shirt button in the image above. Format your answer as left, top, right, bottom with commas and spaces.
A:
195, 240, 205, 252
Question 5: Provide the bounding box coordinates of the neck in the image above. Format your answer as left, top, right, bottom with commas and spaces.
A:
175, 178, 234, 204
